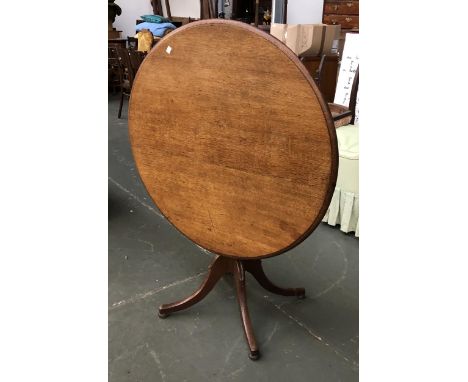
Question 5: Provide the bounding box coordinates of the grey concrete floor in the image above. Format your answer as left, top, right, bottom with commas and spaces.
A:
108, 94, 359, 381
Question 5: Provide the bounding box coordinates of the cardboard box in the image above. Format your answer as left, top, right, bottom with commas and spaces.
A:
270, 23, 341, 57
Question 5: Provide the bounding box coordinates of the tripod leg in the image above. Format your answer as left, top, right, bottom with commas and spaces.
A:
158, 255, 230, 318
233, 261, 260, 360
244, 260, 305, 298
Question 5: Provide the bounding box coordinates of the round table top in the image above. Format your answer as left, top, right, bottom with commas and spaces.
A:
129, 20, 338, 259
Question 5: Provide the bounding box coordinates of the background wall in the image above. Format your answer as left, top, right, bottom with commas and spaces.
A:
113, 0, 200, 38
167, 0, 200, 19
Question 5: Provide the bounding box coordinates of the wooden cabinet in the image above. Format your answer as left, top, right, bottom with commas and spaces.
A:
324, 1, 359, 15
322, 1, 359, 31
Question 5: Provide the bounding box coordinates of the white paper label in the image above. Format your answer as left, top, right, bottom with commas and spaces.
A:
334, 33, 359, 123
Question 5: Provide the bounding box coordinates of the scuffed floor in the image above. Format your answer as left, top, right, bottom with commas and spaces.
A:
108, 94, 359, 382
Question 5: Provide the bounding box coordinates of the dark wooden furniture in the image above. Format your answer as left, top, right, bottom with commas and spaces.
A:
151, 0, 163, 16
108, 40, 132, 73
127, 49, 146, 73
128, 20, 338, 360
164, 0, 172, 18
115, 46, 132, 119
108, 46, 121, 93
328, 65, 359, 127
108, 38, 127, 49
170, 16, 198, 26
301, 54, 339, 103
322, 0, 359, 31
114, 47, 146, 118
232, 0, 273, 24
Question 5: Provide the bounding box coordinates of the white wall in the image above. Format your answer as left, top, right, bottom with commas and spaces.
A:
167, 0, 200, 19
113, 0, 200, 38
286, 0, 323, 24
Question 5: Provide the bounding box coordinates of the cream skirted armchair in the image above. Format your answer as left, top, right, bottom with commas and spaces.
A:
322, 64, 359, 237
322, 124, 359, 236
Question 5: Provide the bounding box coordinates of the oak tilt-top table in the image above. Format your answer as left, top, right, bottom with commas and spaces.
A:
128, 19, 338, 360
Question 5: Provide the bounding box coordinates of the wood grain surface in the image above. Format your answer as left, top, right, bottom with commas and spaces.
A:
129, 20, 338, 259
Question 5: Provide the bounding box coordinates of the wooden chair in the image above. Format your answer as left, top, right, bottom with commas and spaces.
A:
115, 47, 148, 118
108, 46, 122, 93
115, 46, 135, 119
328, 65, 359, 128
313, 54, 327, 86
127, 49, 146, 76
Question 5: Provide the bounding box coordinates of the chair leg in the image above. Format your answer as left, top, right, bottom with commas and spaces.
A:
118, 92, 124, 119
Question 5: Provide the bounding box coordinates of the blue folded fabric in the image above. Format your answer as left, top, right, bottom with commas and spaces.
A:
136, 22, 176, 37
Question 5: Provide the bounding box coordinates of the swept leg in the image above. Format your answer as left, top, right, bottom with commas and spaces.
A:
244, 260, 305, 298
233, 261, 260, 360
157, 256, 306, 360
158, 255, 230, 318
